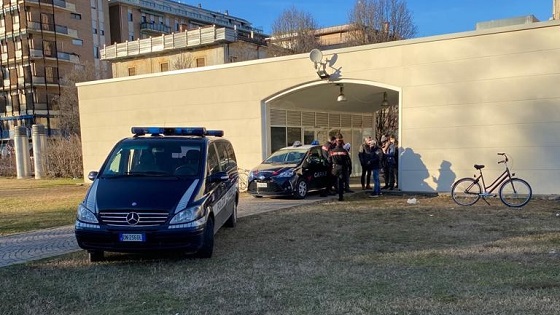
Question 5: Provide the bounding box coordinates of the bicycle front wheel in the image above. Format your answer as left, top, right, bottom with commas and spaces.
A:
499, 178, 532, 207
451, 178, 482, 206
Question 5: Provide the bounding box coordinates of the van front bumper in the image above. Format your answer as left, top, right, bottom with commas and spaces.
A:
75, 224, 205, 253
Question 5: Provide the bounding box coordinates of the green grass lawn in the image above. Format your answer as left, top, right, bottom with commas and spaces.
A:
1, 194, 559, 314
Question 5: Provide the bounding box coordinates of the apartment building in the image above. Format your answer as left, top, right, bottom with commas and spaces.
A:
0, 0, 111, 139
102, 0, 268, 77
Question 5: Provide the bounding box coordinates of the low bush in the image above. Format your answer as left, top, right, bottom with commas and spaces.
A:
0, 134, 83, 179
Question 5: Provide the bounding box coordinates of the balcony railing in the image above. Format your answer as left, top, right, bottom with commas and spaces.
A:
26, 21, 78, 38
109, 0, 264, 35
140, 21, 171, 35
1, 49, 79, 64
102, 26, 237, 60
20, 0, 73, 11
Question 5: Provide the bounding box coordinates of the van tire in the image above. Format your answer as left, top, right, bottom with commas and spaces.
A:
225, 202, 237, 228
196, 217, 214, 258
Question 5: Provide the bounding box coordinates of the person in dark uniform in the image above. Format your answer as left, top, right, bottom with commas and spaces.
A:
320, 136, 337, 196
329, 138, 352, 201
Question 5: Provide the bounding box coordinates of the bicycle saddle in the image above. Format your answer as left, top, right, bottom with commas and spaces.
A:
474, 164, 485, 170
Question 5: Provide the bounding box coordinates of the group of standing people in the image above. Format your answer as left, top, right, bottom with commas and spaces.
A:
319, 132, 398, 201
358, 134, 398, 197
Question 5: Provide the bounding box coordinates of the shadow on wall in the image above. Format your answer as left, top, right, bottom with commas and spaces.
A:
400, 148, 455, 192
432, 160, 456, 192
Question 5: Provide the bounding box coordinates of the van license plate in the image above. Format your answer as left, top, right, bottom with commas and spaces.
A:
257, 182, 267, 188
119, 233, 145, 242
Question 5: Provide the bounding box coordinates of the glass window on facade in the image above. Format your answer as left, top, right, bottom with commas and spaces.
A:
270, 127, 286, 153
160, 62, 169, 72
287, 127, 301, 146
45, 67, 58, 84
128, 67, 136, 76
43, 40, 55, 57
303, 130, 315, 144
196, 58, 205, 67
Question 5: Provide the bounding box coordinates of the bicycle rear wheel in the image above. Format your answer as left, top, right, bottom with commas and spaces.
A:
451, 178, 481, 206
238, 171, 249, 192
499, 178, 532, 207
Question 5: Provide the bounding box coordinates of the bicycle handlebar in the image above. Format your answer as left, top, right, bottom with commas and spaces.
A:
497, 153, 509, 164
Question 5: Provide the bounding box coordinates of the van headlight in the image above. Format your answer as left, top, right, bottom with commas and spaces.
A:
77, 203, 99, 224
169, 205, 203, 225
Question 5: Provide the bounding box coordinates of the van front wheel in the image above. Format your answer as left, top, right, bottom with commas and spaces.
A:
196, 217, 214, 258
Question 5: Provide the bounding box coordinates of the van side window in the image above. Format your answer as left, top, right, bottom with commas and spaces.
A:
216, 141, 232, 172
226, 142, 237, 170
207, 143, 220, 176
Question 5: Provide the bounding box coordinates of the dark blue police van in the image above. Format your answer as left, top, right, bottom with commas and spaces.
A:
75, 127, 238, 262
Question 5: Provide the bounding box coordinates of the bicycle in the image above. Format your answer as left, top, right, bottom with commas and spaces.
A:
451, 153, 532, 207
237, 168, 250, 193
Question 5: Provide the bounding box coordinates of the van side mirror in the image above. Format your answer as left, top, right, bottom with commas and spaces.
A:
88, 171, 99, 181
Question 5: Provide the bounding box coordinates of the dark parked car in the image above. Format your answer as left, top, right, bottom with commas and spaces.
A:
247, 143, 330, 199
75, 127, 239, 262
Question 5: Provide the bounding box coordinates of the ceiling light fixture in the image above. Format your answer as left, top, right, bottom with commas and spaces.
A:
381, 91, 389, 107
337, 84, 347, 102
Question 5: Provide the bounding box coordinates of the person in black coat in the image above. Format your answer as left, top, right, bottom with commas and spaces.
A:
358, 136, 374, 190
329, 139, 352, 201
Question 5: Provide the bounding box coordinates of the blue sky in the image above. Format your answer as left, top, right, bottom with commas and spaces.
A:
181, 0, 553, 37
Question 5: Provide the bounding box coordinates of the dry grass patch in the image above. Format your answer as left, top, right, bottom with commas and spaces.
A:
0, 178, 88, 235
1, 194, 560, 314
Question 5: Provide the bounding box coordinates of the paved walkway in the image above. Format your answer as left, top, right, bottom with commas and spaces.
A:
0, 191, 349, 267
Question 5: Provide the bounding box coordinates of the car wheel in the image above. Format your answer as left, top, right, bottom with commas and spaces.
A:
88, 250, 104, 262
196, 216, 214, 258
294, 178, 308, 199
225, 202, 237, 228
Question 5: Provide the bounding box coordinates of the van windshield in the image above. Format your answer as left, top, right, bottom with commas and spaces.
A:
100, 139, 203, 178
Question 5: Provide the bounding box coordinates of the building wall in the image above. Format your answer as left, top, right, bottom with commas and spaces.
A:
78, 20, 560, 194
0, 0, 111, 138
110, 45, 228, 77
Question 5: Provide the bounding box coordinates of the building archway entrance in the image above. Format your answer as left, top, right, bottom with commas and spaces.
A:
263, 80, 401, 176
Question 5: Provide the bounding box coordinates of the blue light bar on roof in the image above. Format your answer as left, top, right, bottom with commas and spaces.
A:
131, 127, 223, 137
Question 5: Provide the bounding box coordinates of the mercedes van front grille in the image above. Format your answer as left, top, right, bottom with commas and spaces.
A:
99, 211, 169, 227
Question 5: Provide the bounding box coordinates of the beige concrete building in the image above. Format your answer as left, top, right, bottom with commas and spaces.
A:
101, 25, 268, 78
0, 0, 111, 138
78, 19, 560, 195
102, 0, 268, 78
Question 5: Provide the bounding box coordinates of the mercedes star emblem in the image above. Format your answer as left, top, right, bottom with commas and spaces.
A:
126, 212, 140, 225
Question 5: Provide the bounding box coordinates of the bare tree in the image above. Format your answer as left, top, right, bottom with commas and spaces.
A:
269, 6, 321, 56
347, 0, 416, 46
375, 104, 399, 141
171, 53, 195, 70
56, 62, 97, 136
